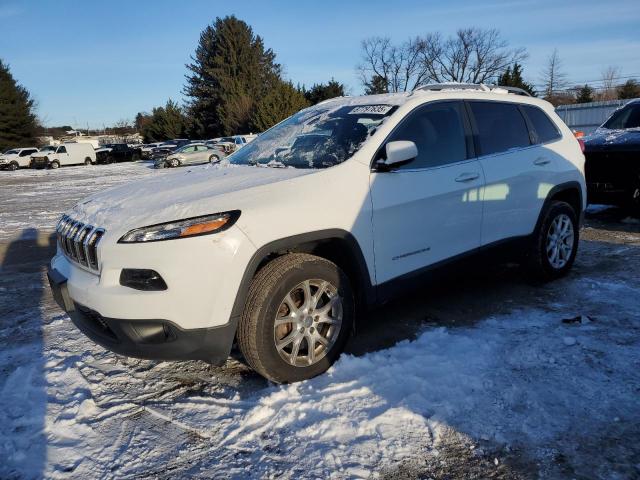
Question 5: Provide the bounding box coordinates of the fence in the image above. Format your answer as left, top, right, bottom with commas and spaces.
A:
555, 99, 638, 134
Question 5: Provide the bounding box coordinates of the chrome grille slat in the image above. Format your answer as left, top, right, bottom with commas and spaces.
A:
56, 216, 104, 273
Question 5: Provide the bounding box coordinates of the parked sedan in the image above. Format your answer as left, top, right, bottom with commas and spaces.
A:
154, 143, 226, 168
584, 99, 640, 211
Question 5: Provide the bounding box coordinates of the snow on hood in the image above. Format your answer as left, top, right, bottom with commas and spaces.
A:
69, 164, 313, 231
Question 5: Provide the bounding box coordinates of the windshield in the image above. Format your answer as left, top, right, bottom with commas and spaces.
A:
4, 149, 19, 155
229, 104, 395, 169
40, 146, 56, 152
602, 103, 640, 130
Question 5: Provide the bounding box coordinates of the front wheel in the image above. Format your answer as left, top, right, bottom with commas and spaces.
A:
8, 162, 18, 171
169, 158, 180, 168
237, 253, 354, 383
50, 160, 60, 169
526, 201, 579, 281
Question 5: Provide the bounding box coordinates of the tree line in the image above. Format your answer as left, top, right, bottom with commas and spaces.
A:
3, 18, 640, 151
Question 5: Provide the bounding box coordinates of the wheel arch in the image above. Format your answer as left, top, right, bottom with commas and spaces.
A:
230, 230, 375, 322
536, 181, 584, 232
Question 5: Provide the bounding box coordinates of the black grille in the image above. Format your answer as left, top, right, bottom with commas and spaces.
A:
56, 215, 105, 272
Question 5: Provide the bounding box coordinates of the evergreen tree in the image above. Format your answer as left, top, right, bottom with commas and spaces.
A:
575, 84, 594, 103
250, 81, 309, 132
184, 16, 281, 137
364, 75, 388, 95
617, 79, 640, 100
140, 100, 187, 142
497, 62, 536, 96
304, 79, 346, 105
0, 60, 39, 151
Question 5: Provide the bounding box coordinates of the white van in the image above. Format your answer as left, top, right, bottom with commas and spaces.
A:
31, 142, 96, 169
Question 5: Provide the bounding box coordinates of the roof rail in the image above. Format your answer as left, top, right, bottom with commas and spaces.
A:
487, 85, 532, 97
413, 83, 532, 97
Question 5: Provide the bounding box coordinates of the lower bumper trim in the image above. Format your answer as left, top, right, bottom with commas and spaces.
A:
48, 267, 236, 365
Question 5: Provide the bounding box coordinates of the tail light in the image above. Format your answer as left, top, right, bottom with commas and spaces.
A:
573, 130, 585, 138
577, 138, 585, 153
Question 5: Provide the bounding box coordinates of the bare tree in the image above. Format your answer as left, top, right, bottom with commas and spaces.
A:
357, 36, 429, 93
420, 28, 527, 84
540, 49, 568, 100
113, 118, 132, 130
598, 66, 621, 101
357, 28, 527, 92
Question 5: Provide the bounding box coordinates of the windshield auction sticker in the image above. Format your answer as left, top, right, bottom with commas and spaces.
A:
348, 105, 393, 115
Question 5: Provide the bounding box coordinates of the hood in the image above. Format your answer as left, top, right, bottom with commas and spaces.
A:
0, 153, 18, 160
68, 163, 314, 233
584, 128, 640, 152
95, 147, 113, 153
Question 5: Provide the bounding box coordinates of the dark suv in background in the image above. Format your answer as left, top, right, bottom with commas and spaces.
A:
584, 99, 640, 212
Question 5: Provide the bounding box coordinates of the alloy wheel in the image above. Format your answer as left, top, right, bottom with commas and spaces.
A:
546, 213, 574, 269
273, 279, 343, 367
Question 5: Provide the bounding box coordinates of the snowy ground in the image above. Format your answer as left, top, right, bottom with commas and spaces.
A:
1, 163, 639, 479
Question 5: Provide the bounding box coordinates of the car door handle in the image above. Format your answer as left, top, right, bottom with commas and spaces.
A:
533, 157, 551, 166
455, 172, 480, 183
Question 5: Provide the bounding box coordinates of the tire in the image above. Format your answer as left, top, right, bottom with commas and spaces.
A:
8, 162, 18, 171
626, 176, 640, 216
132, 153, 140, 161
84, 157, 92, 165
209, 154, 220, 164
237, 253, 354, 383
169, 158, 180, 168
50, 160, 60, 169
525, 201, 579, 281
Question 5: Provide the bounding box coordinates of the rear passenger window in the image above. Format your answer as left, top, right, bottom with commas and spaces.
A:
522, 105, 561, 144
469, 102, 530, 156
387, 101, 468, 169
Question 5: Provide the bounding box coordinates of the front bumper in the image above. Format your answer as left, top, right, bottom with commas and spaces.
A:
47, 267, 236, 363
47, 223, 257, 362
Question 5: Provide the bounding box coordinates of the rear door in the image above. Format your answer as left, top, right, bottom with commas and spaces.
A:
467, 101, 554, 245
18, 149, 37, 167
369, 100, 484, 286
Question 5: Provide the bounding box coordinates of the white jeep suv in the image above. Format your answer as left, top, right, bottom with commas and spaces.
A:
48, 84, 586, 383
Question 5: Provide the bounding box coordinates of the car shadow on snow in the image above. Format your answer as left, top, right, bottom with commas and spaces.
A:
0, 228, 56, 479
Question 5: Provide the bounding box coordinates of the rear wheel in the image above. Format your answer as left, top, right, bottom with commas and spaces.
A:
627, 176, 640, 216
209, 154, 220, 163
237, 253, 354, 383
526, 201, 578, 281
84, 157, 92, 165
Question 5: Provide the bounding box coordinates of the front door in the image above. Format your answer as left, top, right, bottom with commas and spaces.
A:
369, 101, 484, 286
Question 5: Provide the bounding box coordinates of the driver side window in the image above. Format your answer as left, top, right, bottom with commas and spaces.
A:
386, 101, 469, 170
57, 146, 67, 154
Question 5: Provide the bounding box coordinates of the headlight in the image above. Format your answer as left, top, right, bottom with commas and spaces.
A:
118, 211, 240, 243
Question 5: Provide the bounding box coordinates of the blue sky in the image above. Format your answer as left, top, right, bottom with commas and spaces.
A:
1, 0, 639, 127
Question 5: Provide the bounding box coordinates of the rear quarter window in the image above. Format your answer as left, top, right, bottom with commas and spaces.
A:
522, 105, 561, 144
469, 101, 531, 156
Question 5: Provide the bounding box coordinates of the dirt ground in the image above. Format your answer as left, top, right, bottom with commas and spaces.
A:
1, 164, 639, 479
